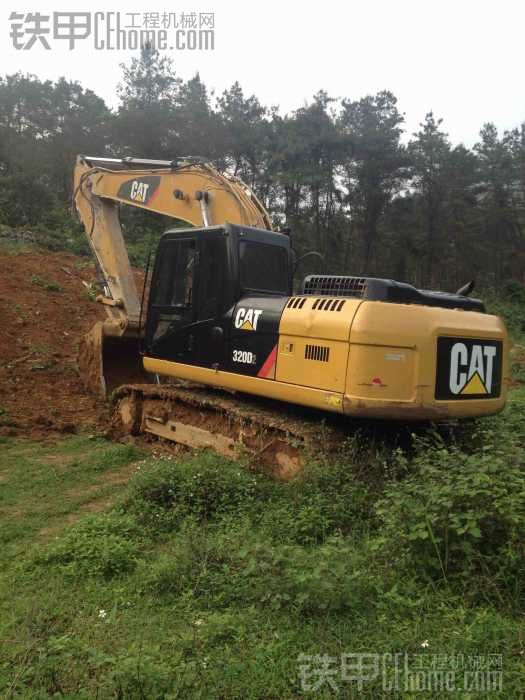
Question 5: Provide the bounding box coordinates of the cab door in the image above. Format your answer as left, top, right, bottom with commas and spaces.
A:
191, 231, 231, 368
145, 236, 198, 363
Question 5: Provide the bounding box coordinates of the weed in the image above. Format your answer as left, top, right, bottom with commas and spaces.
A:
376, 427, 525, 607
33, 514, 144, 579
85, 285, 98, 302
121, 451, 276, 531
30, 274, 63, 292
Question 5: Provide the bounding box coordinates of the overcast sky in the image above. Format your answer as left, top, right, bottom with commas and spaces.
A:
1, 0, 524, 146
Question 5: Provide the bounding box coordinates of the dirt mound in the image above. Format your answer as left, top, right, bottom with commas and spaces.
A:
0, 248, 108, 436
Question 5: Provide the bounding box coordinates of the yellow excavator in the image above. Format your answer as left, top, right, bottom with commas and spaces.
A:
73, 155, 509, 465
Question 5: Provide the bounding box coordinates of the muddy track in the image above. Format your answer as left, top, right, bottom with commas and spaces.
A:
110, 382, 353, 477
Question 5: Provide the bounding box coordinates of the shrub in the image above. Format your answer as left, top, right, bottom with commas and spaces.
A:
376, 435, 525, 603
120, 453, 277, 531
34, 514, 143, 579
484, 284, 525, 342
30, 274, 63, 292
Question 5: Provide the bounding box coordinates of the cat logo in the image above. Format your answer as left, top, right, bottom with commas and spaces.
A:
130, 180, 151, 203
450, 342, 496, 395
116, 176, 160, 206
436, 337, 502, 400
234, 307, 263, 331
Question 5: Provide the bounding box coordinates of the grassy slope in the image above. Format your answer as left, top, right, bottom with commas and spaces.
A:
0, 386, 524, 698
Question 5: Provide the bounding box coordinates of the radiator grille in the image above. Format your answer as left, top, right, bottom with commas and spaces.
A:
286, 296, 307, 309
312, 298, 346, 312
305, 344, 330, 362
303, 275, 367, 298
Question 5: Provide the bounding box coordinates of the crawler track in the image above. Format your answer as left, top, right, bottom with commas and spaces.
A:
110, 381, 350, 478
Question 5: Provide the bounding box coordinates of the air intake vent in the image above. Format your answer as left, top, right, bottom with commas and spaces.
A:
305, 344, 330, 362
303, 275, 367, 298
312, 298, 346, 312
286, 297, 307, 309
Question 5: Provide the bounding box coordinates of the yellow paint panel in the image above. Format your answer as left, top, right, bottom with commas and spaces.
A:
279, 298, 362, 341
345, 300, 509, 418
347, 345, 416, 401
143, 357, 345, 414
88, 164, 270, 229
276, 336, 347, 392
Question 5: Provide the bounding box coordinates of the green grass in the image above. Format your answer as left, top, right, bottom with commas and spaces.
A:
0, 437, 140, 558
0, 239, 36, 256
0, 400, 524, 698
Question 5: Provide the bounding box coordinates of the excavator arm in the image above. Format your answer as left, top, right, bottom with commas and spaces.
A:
73, 155, 272, 394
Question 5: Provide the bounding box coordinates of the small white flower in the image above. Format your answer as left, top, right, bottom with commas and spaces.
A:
193, 618, 205, 626
98, 609, 107, 619
420, 640, 429, 648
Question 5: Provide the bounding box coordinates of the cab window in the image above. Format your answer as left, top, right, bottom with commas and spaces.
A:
239, 240, 289, 294
152, 239, 196, 308
198, 237, 227, 319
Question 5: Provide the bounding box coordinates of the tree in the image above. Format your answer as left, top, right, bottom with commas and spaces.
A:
0, 73, 110, 202
474, 123, 520, 286
177, 73, 222, 159
48, 78, 111, 196
216, 82, 269, 187
270, 92, 350, 268
115, 44, 181, 157
442, 144, 480, 288
118, 43, 180, 107
408, 112, 451, 286
339, 91, 407, 273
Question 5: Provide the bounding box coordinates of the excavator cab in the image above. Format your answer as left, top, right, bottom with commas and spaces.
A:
144, 224, 292, 371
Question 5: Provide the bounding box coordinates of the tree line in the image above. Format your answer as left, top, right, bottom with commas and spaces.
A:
1, 45, 524, 291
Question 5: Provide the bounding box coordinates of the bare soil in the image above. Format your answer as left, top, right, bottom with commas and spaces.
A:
0, 248, 108, 437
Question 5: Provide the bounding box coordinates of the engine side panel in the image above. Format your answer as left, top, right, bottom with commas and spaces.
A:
275, 296, 362, 393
